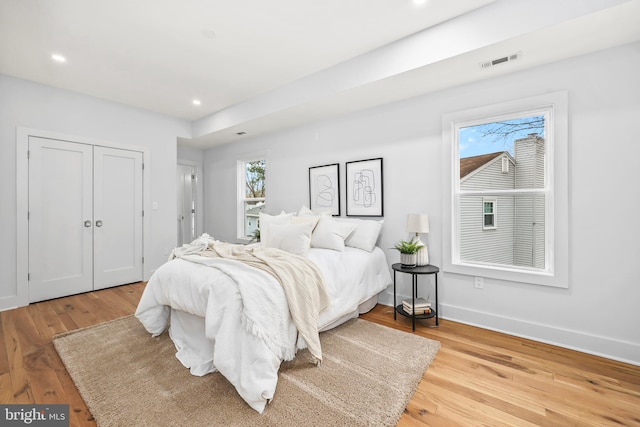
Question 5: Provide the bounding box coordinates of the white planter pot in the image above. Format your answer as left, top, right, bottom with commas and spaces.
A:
400, 253, 417, 268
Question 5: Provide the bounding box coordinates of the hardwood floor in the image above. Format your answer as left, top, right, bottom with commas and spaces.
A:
0, 283, 145, 426
361, 305, 640, 427
1, 283, 639, 426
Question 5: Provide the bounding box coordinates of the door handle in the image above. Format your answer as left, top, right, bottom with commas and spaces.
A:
84, 220, 92, 227
96, 220, 103, 227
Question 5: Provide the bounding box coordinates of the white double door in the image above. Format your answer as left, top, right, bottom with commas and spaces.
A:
28, 137, 143, 303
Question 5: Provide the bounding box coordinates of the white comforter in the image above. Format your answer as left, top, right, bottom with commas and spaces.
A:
135, 245, 391, 413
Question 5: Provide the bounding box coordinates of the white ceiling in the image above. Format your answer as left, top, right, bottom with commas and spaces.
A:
0, 0, 492, 119
1, 0, 639, 149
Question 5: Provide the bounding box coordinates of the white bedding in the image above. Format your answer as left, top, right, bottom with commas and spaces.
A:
135, 245, 391, 413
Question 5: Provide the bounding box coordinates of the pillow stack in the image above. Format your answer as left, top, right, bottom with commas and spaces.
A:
258, 206, 383, 256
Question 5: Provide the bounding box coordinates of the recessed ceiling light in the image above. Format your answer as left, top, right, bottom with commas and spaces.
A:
413, 0, 427, 5
192, 99, 201, 106
51, 53, 66, 63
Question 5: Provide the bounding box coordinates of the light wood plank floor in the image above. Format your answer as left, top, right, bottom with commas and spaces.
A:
1, 283, 639, 426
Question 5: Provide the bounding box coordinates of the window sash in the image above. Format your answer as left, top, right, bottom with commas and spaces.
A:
237, 154, 267, 241
243, 199, 264, 239
454, 109, 550, 272
482, 199, 496, 229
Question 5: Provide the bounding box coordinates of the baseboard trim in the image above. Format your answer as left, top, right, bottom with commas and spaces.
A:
379, 290, 639, 366
440, 303, 640, 367
0, 297, 21, 312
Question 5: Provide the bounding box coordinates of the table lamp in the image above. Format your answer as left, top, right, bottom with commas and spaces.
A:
407, 213, 429, 266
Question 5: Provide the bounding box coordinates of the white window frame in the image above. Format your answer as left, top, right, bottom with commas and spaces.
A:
236, 151, 268, 243
482, 198, 497, 230
442, 92, 569, 288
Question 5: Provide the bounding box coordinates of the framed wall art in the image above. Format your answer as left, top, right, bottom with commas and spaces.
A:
346, 157, 383, 217
308, 163, 340, 216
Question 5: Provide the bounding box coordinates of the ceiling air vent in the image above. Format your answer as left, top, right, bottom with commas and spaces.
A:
480, 52, 521, 69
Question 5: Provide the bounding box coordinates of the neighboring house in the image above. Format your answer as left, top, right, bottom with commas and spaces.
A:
459, 134, 544, 268
513, 134, 545, 269
245, 203, 265, 237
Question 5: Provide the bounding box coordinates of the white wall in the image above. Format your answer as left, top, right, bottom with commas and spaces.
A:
202, 42, 640, 365
0, 74, 191, 310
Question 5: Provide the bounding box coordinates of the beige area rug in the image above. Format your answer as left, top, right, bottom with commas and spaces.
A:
54, 316, 440, 426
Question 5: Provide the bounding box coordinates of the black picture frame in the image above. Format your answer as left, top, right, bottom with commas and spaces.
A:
346, 157, 383, 217
308, 163, 340, 216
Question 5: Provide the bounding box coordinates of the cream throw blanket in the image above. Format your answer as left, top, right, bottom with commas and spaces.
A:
172, 238, 330, 363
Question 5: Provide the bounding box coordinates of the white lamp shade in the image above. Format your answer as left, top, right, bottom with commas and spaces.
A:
406, 214, 429, 234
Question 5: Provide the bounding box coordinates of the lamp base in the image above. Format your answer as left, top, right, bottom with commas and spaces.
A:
416, 246, 429, 266
411, 235, 429, 266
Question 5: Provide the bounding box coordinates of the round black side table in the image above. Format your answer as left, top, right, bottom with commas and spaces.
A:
392, 263, 440, 331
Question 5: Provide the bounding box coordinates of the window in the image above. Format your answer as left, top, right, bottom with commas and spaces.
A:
483, 199, 496, 229
237, 155, 266, 241
442, 92, 569, 287
501, 157, 510, 174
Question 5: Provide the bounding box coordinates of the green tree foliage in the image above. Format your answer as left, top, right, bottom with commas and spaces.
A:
246, 160, 265, 198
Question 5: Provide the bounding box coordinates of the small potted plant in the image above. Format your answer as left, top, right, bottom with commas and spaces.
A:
249, 228, 261, 243
393, 240, 420, 267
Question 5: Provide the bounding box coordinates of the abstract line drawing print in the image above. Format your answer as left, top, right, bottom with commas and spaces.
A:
346, 157, 382, 217
315, 174, 336, 207
352, 169, 376, 208
309, 163, 340, 215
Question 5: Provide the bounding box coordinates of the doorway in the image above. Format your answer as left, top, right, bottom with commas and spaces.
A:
177, 163, 197, 246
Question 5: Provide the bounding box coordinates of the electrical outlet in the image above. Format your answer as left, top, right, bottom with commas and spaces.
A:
474, 276, 484, 289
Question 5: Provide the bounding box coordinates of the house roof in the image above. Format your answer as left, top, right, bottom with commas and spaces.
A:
460, 152, 505, 178
246, 205, 265, 216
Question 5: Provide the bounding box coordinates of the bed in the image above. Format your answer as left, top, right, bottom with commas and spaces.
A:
135, 211, 392, 413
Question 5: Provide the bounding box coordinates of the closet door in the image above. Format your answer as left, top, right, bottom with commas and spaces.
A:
93, 146, 143, 290
28, 137, 94, 302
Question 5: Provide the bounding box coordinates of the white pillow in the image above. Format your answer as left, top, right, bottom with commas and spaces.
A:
291, 215, 320, 230
259, 212, 294, 247
265, 222, 314, 256
311, 217, 357, 251
336, 218, 384, 252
